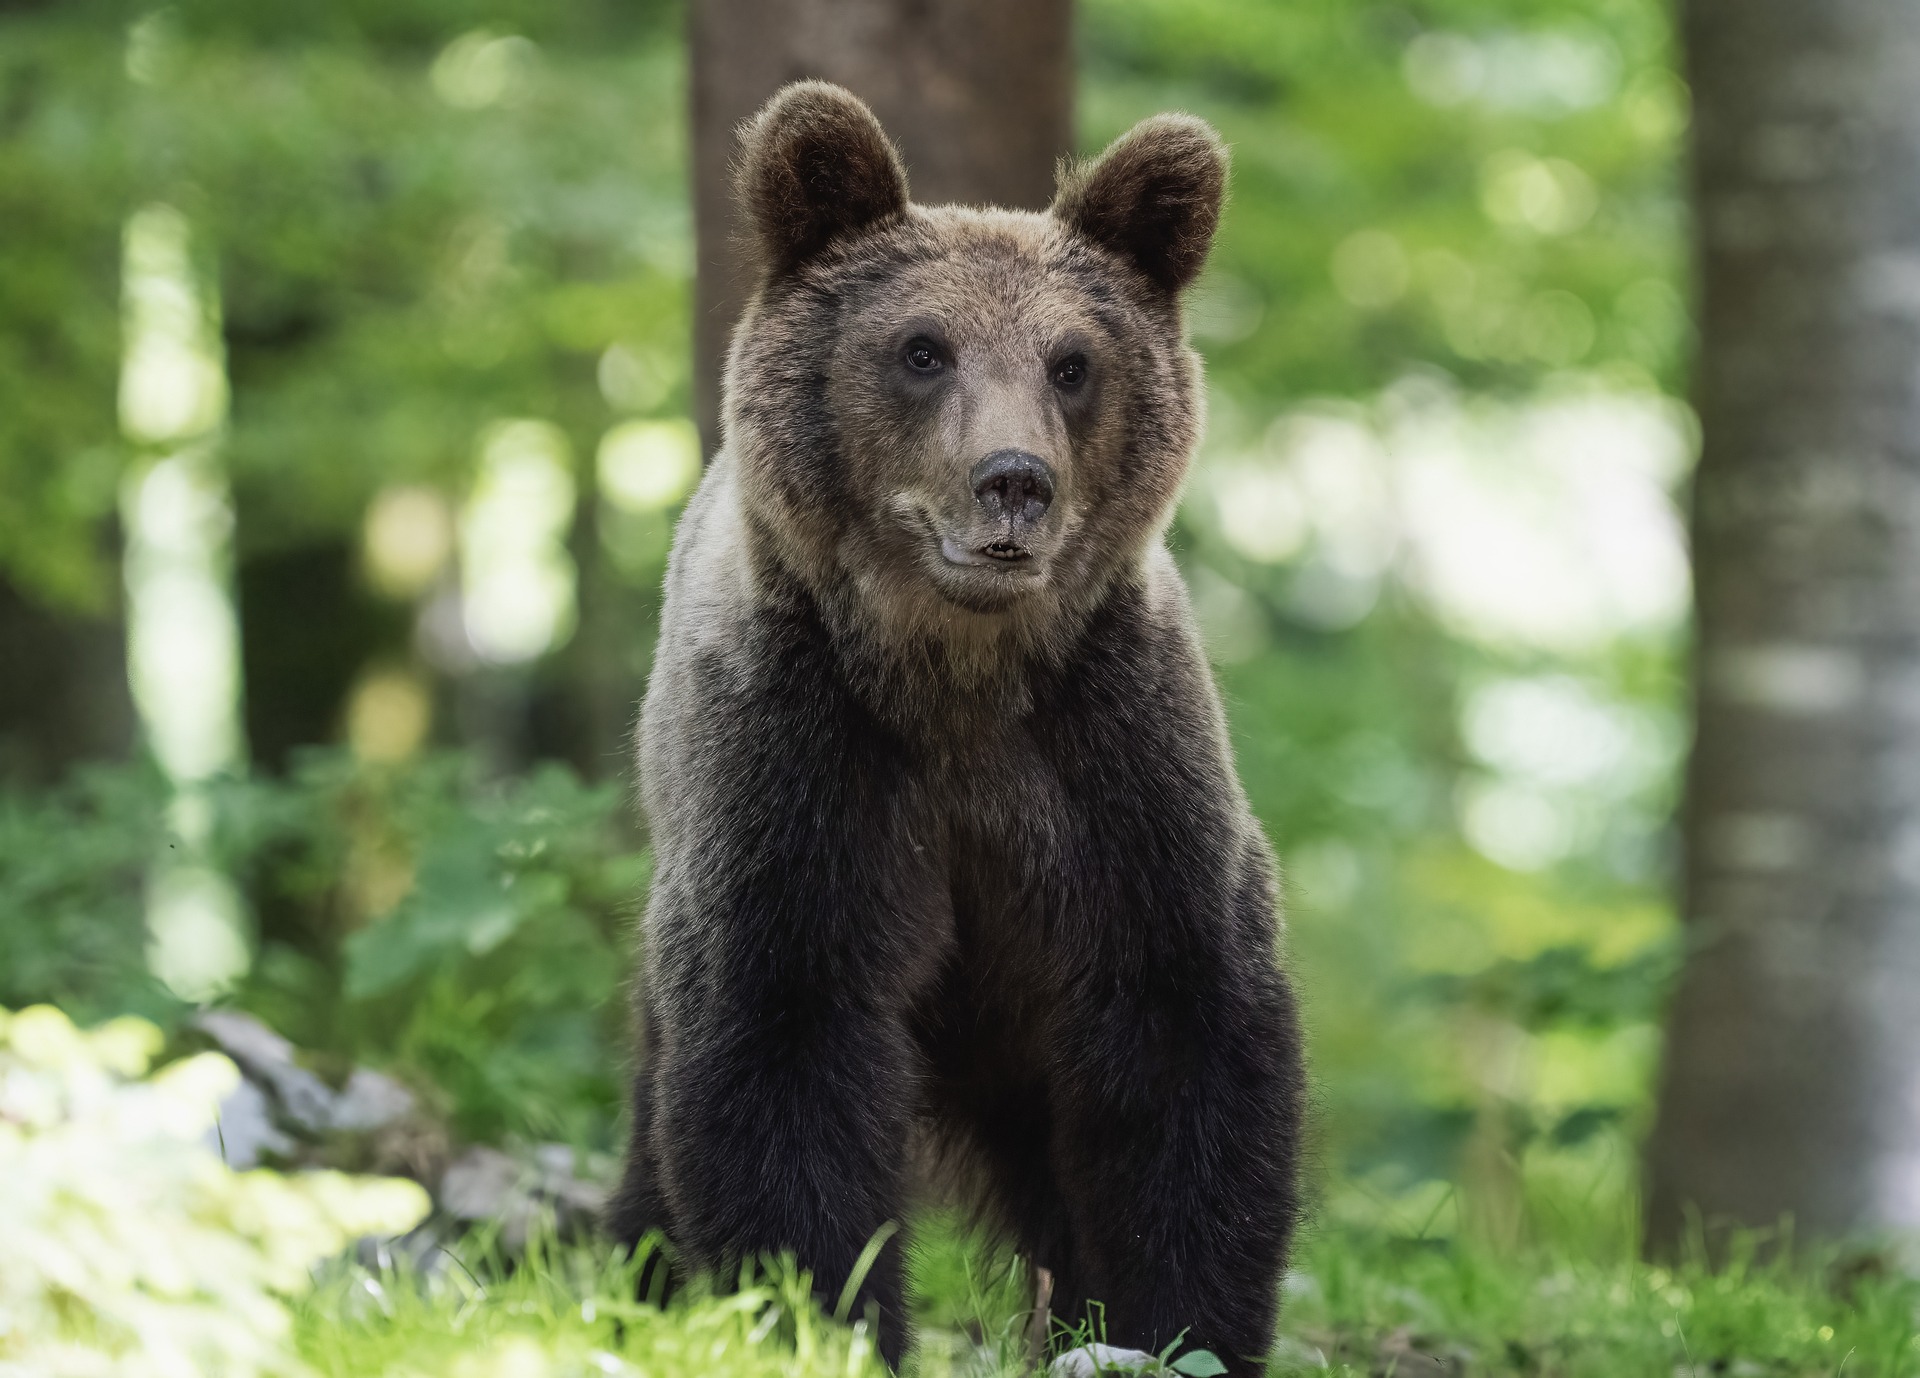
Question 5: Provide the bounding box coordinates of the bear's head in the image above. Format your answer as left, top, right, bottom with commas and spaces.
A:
723, 82, 1224, 645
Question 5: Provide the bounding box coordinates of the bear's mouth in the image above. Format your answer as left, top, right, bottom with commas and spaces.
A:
938, 533, 1033, 567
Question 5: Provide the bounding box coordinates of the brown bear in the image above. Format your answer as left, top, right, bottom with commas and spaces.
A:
609, 81, 1305, 1376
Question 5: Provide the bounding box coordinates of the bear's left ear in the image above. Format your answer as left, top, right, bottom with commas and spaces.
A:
1051, 114, 1227, 292
736, 81, 910, 278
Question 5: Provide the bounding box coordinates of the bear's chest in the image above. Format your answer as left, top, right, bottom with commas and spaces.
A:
918, 736, 1071, 970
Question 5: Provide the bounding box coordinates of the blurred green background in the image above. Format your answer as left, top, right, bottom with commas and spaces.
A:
0, 0, 1689, 1248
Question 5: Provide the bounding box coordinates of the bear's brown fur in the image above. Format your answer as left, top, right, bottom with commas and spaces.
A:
611, 82, 1304, 1377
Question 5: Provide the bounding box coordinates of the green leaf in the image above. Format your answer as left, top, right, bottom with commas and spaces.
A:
1172, 1351, 1228, 1376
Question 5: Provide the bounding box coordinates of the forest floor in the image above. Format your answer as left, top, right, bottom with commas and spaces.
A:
291, 1214, 1920, 1378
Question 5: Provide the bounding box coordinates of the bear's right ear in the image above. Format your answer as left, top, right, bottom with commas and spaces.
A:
1051, 114, 1227, 292
735, 82, 910, 278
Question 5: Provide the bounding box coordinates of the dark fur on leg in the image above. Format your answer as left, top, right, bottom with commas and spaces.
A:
606, 1062, 681, 1306
1029, 590, 1305, 1377
615, 596, 947, 1368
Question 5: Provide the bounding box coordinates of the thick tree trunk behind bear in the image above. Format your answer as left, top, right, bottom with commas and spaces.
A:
688, 0, 1074, 456
1645, 0, 1920, 1249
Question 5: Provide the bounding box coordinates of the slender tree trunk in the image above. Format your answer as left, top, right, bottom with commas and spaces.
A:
0, 575, 133, 784
234, 533, 409, 773
688, 0, 1075, 456
1647, 0, 1920, 1249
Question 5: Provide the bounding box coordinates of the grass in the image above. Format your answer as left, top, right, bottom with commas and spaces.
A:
289, 1212, 1920, 1378
1277, 1227, 1920, 1376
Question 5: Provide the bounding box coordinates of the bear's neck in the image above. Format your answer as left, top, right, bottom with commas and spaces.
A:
749, 531, 1134, 738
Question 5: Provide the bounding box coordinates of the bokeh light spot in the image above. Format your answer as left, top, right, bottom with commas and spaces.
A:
363, 485, 454, 599
597, 419, 701, 513
460, 421, 578, 664
431, 30, 539, 109
346, 667, 433, 763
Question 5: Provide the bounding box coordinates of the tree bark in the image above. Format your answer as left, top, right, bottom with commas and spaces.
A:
1647, 0, 1920, 1249
688, 0, 1075, 456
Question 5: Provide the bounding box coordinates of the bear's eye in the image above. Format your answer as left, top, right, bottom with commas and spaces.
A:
1052, 354, 1088, 390
903, 338, 943, 374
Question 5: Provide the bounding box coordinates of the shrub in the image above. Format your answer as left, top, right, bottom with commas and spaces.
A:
0, 1003, 430, 1377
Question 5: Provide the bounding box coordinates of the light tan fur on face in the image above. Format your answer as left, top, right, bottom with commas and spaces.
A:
723, 215, 1202, 687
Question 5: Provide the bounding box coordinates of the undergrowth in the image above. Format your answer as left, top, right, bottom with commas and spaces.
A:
289, 1215, 1920, 1378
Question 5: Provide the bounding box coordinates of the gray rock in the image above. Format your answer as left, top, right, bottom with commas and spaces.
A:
193, 1009, 338, 1134
533, 1142, 577, 1179
532, 1141, 610, 1221
193, 1013, 615, 1259
204, 1076, 294, 1169
1050, 1344, 1162, 1377
439, 1145, 526, 1222
330, 1068, 416, 1133
434, 1142, 612, 1250
354, 1225, 458, 1281
548, 1170, 609, 1222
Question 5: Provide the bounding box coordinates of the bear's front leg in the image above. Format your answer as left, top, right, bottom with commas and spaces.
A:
1045, 846, 1304, 1377
1029, 598, 1307, 1375
650, 986, 918, 1365
626, 631, 944, 1369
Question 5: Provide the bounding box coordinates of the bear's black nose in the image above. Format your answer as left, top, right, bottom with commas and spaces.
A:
970, 450, 1056, 523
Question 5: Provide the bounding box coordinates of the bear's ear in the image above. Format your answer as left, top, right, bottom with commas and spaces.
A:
1051, 114, 1227, 292
735, 82, 910, 277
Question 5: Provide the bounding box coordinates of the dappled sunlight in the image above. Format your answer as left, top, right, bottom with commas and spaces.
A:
460, 422, 578, 665
1196, 373, 1693, 1226
143, 860, 251, 1005
1395, 388, 1691, 651
1458, 675, 1680, 873
598, 341, 683, 413
118, 206, 226, 446
1479, 151, 1600, 237
1, 1004, 429, 1376
1192, 378, 1693, 655
122, 457, 242, 784
1402, 27, 1621, 116
363, 486, 456, 601
117, 204, 249, 1002
431, 29, 541, 110
597, 419, 701, 514
346, 667, 434, 764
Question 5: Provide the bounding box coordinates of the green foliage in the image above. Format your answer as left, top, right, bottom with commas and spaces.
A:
0, 21, 130, 611
1, 752, 645, 1147
906, 1212, 1032, 1344
17, 1006, 1908, 1377
1085, 0, 1686, 402
233, 752, 646, 1147
1, 1, 690, 597
0, 761, 175, 1023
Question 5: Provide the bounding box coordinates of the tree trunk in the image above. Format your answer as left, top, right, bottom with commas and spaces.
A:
688, 0, 1075, 456
234, 534, 410, 773
1646, 0, 1920, 1249
0, 575, 133, 785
